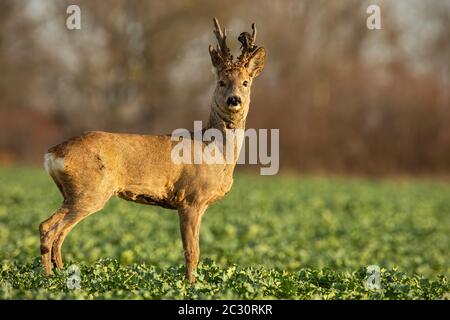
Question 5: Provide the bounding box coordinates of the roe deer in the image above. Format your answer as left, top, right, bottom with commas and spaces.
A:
40, 18, 266, 283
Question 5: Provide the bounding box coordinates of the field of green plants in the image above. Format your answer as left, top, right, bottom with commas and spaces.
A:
0, 168, 449, 299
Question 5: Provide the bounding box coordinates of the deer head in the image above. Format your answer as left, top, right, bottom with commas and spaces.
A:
208, 18, 266, 126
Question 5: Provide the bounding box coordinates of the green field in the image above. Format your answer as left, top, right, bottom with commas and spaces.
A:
0, 168, 449, 299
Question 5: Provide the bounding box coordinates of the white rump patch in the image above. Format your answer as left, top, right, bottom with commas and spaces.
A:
44, 153, 65, 174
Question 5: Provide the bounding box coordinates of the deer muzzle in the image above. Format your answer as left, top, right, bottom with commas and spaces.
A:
227, 96, 241, 109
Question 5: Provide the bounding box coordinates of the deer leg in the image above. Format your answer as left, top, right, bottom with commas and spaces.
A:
178, 204, 207, 284
40, 205, 99, 275
50, 197, 109, 271
39, 207, 70, 275
51, 220, 79, 270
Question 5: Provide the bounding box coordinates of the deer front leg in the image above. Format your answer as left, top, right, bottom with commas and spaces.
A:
178, 204, 207, 284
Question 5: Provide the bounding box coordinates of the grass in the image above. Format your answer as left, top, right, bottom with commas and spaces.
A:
0, 167, 449, 299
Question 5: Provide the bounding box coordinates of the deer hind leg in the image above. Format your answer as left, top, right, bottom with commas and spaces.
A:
178, 204, 207, 284
39, 207, 69, 274
40, 197, 109, 275
51, 213, 86, 270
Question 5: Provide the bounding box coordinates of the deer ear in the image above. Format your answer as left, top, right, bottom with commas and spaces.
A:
246, 47, 266, 78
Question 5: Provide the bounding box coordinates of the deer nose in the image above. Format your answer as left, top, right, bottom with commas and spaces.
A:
227, 96, 241, 107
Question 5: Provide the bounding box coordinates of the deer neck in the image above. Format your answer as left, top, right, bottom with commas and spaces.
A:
204, 101, 248, 167
206, 101, 248, 132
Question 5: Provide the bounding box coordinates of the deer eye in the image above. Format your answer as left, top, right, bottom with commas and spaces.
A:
218, 80, 225, 87
243, 80, 249, 87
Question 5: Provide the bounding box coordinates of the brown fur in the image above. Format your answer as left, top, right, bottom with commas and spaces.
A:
39, 18, 265, 283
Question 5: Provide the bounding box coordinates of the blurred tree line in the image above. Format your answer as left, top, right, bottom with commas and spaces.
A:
0, 0, 449, 176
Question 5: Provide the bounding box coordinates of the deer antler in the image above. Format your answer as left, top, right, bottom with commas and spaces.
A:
237, 23, 258, 67
209, 19, 261, 71
209, 17, 233, 70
